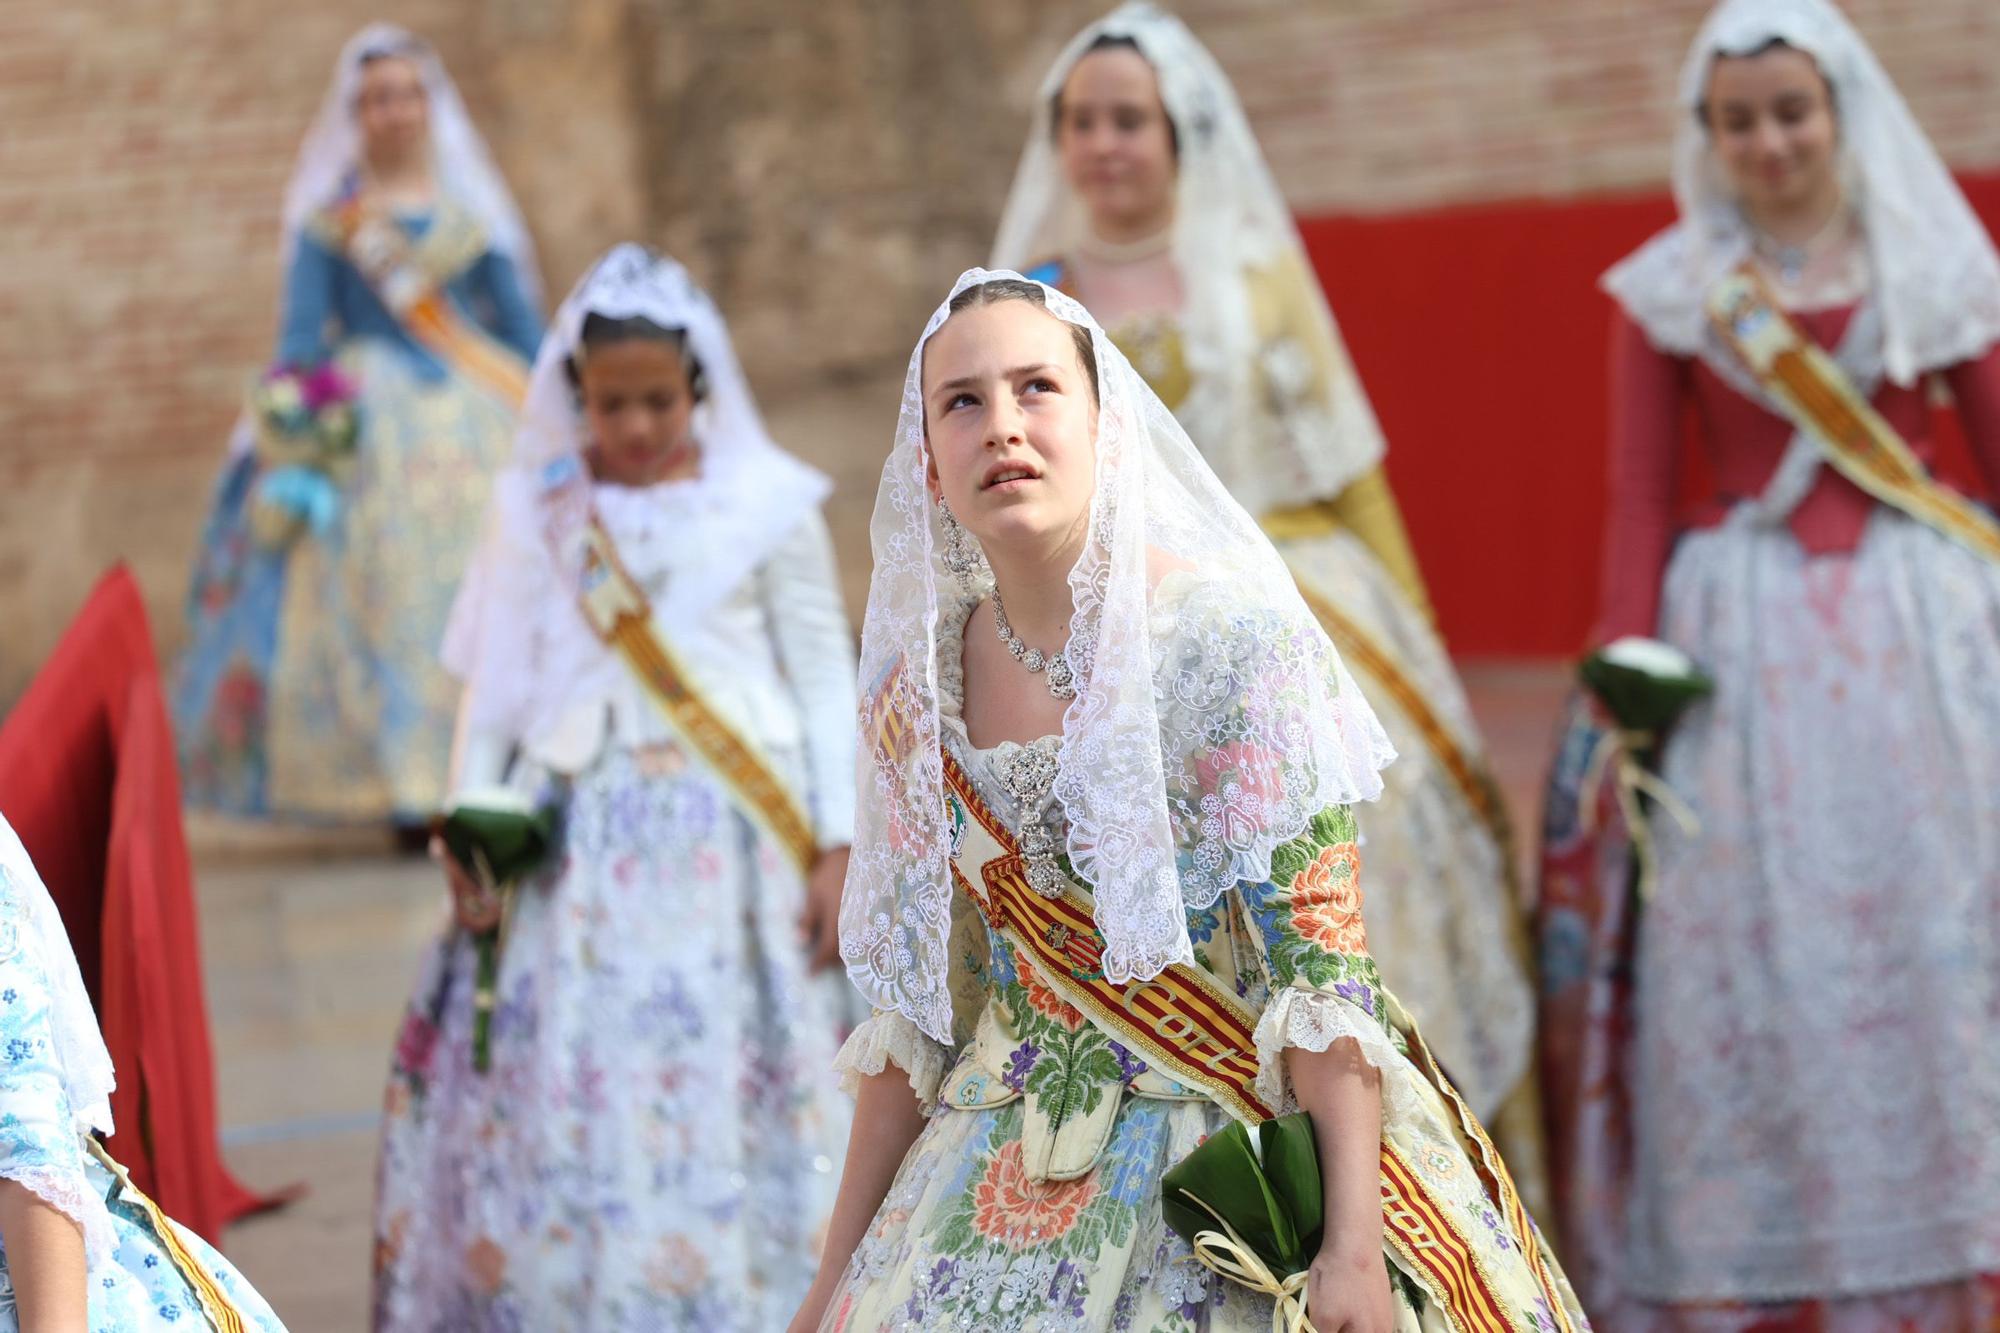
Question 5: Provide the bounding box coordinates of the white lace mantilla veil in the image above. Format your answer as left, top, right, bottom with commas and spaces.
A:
1604, 0, 2000, 386
283, 22, 542, 301
0, 815, 119, 1260
442, 244, 832, 735
990, 2, 1385, 515
227, 23, 544, 459
840, 269, 1394, 1044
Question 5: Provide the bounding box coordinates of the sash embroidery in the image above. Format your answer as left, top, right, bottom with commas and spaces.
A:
938, 749, 1573, 1333
87, 1140, 249, 1333
579, 516, 818, 875
324, 199, 529, 408
1708, 263, 2000, 564
942, 749, 1271, 1124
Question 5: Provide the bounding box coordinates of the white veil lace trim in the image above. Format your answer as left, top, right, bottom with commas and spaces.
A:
991, 2, 1385, 513
0, 817, 119, 1261
443, 244, 830, 730
225, 24, 544, 464
1603, 0, 2000, 386
282, 23, 542, 303
840, 269, 1393, 1044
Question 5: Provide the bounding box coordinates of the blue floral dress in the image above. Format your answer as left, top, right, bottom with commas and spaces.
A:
0, 820, 286, 1330
174, 195, 540, 822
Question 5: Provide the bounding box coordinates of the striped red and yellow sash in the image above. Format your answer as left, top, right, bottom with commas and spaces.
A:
1393, 1014, 1575, 1332
328, 200, 529, 408
87, 1141, 249, 1333
580, 517, 817, 875
940, 749, 1572, 1333
1709, 263, 2000, 564
943, 749, 1273, 1122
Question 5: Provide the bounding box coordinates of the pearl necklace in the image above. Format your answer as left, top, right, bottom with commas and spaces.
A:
1076, 226, 1173, 265
991, 587, 1077, 699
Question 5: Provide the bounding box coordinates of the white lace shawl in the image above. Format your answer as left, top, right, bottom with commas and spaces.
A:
991, 1, 1385, 513
839, 269, 1393, 1044
444, 244, 832, 740
1604, 0, 2000, 386
0, 817, 119, 1261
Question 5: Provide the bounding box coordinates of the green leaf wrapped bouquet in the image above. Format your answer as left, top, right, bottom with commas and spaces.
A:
1577, 635, 1714, 900
1162, 1113, 1324, 1332
435, 785, 557, 1073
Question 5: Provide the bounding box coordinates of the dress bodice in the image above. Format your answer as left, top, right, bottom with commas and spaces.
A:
453, 468, 859, 846
875, 585, 1399, 1183
1596, 304, 2000, 640
278, 199, 542, 381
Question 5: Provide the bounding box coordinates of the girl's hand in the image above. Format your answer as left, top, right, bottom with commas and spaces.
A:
431, 836, 503, 933
799, 845, 851, 973
1303, 1233, 1394, 1333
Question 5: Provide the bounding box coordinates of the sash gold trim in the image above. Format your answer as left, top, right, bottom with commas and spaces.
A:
87, 1140, 249, 1333
1709, 264, 2000, 563
580, 517, 818, 875
942, 750, 1272, 1123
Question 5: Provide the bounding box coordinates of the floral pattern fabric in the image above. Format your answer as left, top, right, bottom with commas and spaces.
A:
371, 736, 851, 1332
1539, 505, 2000, 1330
175, 211, 534, 822
0, 866, 286, 1330
820, 607, 1589, 1332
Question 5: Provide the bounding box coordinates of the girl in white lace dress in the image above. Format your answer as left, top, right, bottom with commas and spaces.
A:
1537, 2, 2000, 1328
0, 818, 287, 1331
370, 246, 856, 1331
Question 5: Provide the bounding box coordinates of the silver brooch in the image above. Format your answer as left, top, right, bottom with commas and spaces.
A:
998, 743, 1066, 898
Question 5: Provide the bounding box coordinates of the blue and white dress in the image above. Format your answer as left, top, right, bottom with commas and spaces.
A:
0, 817, 287, 1330
174, 194, 541, 823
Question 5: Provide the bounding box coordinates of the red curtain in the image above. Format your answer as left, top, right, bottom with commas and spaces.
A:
0, 566, 273, 1242
1298, 169, 2000, 657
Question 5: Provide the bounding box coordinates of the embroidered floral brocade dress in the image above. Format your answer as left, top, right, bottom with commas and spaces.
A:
1538, 301, 2000, 1330
819, 586, 1586, 1333
370, 474, 854, 1332
175, 198, 540, 821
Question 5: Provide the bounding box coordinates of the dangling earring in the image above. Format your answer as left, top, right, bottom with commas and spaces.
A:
936, 499, 990, 585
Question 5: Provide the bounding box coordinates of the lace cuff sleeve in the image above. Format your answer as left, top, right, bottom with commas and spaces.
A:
1251, 983, 1414, 1119
1236, 802, 1415, 1115
833, 1012, 949, 1110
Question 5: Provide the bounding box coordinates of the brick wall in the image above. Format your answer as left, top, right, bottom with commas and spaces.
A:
3, 0, 1997, 699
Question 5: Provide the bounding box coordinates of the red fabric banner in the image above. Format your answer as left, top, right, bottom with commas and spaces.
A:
0, 566, 274, 1242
